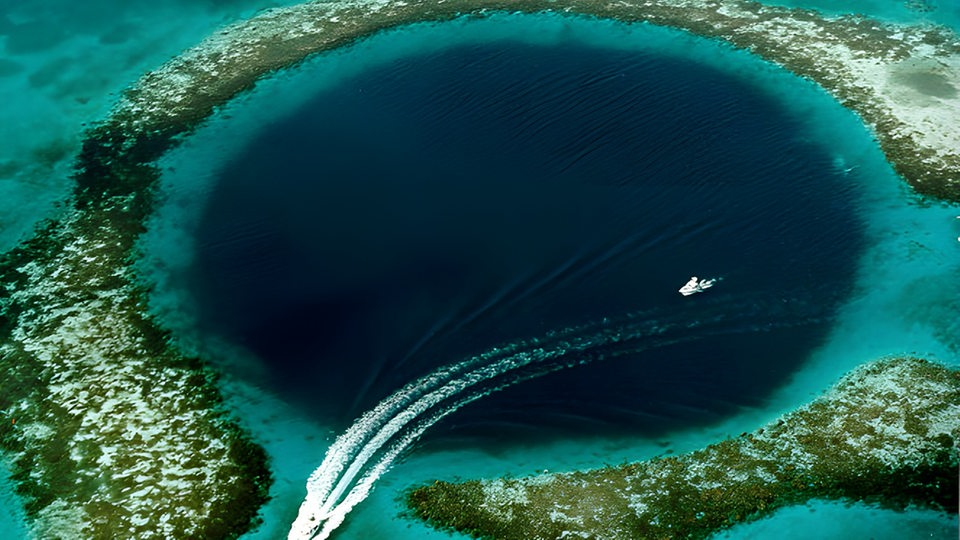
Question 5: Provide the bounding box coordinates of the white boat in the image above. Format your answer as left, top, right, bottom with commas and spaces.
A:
679, 276, 716, 296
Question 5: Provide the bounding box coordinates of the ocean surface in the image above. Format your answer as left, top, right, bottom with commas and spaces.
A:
0, 0, 310, 254
769, 0, 960, 31
187, 38, 864, 436
1, 3, 958, 540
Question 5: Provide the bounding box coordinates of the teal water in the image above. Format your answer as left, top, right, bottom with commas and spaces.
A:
0, 2, 957, 540
769, 0, 960, 31
0, 460, 28, 540
0, 0, 301, 253
720, 499, 958, 539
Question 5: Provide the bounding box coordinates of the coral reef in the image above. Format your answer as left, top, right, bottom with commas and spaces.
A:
407, 357, 960, 539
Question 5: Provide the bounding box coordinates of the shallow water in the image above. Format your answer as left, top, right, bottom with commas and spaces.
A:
767, 0, 960, 31
0, 460, 28, 540
719, 499, 958, 539
0, 0, 299, 252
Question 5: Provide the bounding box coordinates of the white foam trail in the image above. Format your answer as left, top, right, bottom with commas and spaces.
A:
302, 333, 671, 540
288, 338, 532, 539
289, 298, 822, 539
288, 341, 563, 539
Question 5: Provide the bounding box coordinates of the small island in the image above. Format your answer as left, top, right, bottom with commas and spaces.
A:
407, 357, 959, 539
0, 0, 957, 537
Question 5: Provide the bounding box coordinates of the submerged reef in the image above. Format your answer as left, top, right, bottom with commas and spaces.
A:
0, 124, 271, 536
0, 0, 958, 538
407, 357, 960, 539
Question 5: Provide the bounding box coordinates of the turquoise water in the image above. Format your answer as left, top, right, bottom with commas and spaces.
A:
0, 0, 301, 253
720, 499, 958, 539
1, 3, 958, 540
0, 460, 28, 540
769, 0, 960, 31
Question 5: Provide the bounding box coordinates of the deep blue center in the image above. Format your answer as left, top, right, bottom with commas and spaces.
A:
189, 40, 864, 442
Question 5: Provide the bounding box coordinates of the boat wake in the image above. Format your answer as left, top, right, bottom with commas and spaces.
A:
287, 292, 825, 539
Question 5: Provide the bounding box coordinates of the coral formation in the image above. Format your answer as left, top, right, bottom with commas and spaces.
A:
407, 357, 959, 539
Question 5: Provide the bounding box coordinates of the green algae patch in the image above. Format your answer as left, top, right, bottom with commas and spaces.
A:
406, 357, 960, 539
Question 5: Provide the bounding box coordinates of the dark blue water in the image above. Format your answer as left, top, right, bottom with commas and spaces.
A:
189, 41, 865, 442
